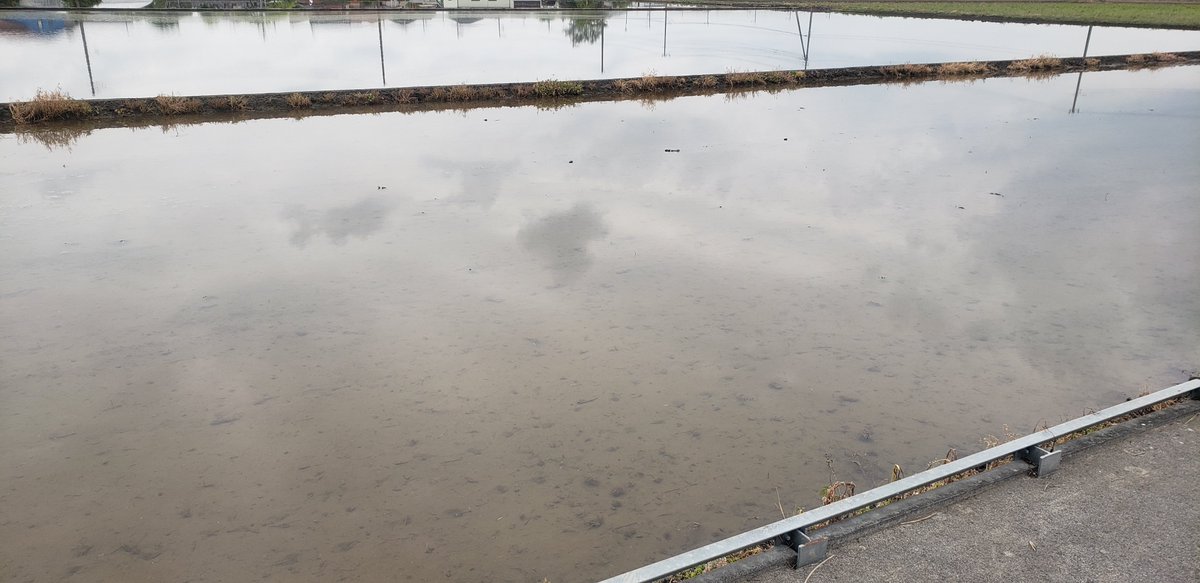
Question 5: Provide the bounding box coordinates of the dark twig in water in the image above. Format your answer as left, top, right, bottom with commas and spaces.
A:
662, 482, 697, 495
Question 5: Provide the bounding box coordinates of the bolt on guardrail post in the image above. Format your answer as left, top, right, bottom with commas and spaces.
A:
779, 528, 827, 569
1018, 446, 1062, 477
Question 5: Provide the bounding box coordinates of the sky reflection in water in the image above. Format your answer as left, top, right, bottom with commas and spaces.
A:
1, 9, 1199, 99
2, 67, 1198, 581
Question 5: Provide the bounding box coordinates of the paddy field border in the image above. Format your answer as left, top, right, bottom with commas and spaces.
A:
3, 50, 1199, 135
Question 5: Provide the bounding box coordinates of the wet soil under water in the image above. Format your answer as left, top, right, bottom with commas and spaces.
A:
1, 67, 1198, 582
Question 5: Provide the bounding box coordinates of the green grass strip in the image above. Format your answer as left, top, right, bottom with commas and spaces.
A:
684, 1, 1200, 29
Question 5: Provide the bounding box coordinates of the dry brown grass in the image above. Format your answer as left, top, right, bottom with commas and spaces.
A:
880, 63, 934, 77
936, 62, 992, 76
763, 71, 794, 84
1085, 57, 1101, 68
725, 70, 767, 87
1149, 51, 1185, 63
8, 89, 93, 124
1127, 52, 1186, 69
642, 73, 674, 90
285, 93, 312, 108
155, 94, 203, 115
427, 85, 480, 102
613, 72, 675, 93
662, 544, 770, 581
1008, 55, 1064, 73
448, 85, 478, 101
694, 75, 719, 88
611, 79, 638, 93
819, 481, 857, 505
1007, 55, 1065, 80
389, 89, 416, 104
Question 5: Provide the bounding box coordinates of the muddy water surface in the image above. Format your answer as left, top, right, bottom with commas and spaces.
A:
2, 9, 1199, 100
2, 67, 1199, 582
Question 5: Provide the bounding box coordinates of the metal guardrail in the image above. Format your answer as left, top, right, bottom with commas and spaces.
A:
599, 378, 1200, 583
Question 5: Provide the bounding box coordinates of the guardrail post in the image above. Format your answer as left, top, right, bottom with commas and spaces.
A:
779, 528, 827, 568
1019, 446, 1062, 477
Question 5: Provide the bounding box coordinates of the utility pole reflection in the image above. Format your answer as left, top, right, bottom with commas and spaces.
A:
795, 11, 813, 69
1070, 25, 1093, 114
378, 16, 387, 86
662, 9, 667, 57
80, 21, 96, 97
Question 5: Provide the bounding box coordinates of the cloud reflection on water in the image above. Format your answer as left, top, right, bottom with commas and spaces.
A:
518, 202, 607, 286
284, 196, 397, 247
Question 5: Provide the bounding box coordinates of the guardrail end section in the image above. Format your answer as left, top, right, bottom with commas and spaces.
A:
780, 528, 828, 569
1020, 445, 1062, 478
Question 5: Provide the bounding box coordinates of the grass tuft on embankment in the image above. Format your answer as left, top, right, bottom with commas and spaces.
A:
8, 89, 92, 124
155, 94, 203, 115
1127, 51, 1189, 68
530, 80, 585, 98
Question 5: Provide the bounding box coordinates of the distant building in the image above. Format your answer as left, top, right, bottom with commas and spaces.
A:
0, 15, 74, 35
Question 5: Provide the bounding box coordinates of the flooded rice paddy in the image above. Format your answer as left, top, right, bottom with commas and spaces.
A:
2, 66, 1200, 582
2, 9, 1200, 100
